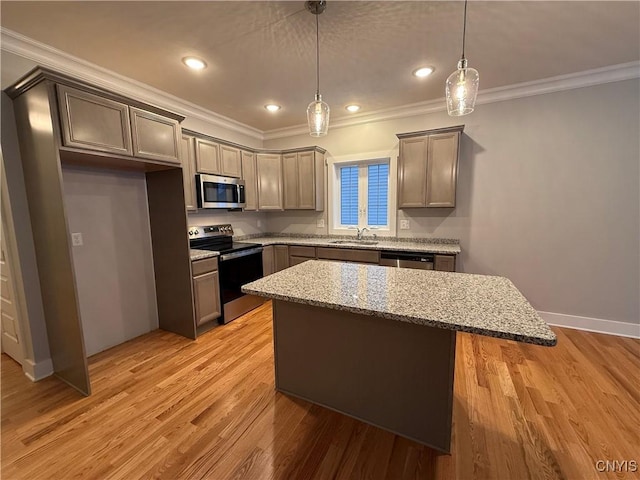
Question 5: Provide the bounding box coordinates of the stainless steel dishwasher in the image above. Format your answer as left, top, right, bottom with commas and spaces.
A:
379, 251, 434, 270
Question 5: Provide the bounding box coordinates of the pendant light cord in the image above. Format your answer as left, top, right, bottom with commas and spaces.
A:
461, 0, 468, 60
316, 12, 320, 96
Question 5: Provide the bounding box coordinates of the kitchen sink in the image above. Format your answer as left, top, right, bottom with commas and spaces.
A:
329, 240, 379, 245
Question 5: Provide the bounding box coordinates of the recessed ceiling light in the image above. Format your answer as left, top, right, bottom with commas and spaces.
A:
413, 66, 435, 78
182, 57, 207, 70
265, 104, 281, 112
345, 104, 361, 113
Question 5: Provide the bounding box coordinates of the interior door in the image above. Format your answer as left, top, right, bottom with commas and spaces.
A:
1, 222, 25, 364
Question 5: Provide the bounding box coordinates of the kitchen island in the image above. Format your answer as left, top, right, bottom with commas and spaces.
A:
242, 260, 556, 453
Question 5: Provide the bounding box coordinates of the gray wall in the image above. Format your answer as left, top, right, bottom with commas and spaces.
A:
62, 165, 158, 356
264, 80, 640, 326
1, 92, 52, 374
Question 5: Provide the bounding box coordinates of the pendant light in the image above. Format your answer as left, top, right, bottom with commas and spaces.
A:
306, 0, 329, 137
446, 0, 479, 116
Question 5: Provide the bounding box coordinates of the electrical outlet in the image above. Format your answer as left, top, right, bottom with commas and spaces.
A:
71, 232, 83, 246
400, 220, 410, 230
257, 219, 262, 228
317, 218, 325, 228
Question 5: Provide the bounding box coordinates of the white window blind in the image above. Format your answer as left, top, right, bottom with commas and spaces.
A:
340, 166, 359, 226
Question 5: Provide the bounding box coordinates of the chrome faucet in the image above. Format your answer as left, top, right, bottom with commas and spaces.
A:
356, 227, 369, 240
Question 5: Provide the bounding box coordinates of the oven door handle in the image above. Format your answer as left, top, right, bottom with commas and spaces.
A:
220, 247, 263, 262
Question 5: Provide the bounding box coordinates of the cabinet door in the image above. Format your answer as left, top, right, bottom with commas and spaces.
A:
297, 151, 316, 209
262, 245, 275, 276
241, 151, 258, 211
57, 84, 132, 156
130, 107, 180, 164
398, 137, 428, 208
282, 153, 299, 210
256, 154, 283, 210
195, 138, 221, 174
426, 132, 459, 208
193, 271, 221, 326
434, 254, 456, 272
180, 135, 197, 212
315, 152, 325, 212
220, 145, 242, 178
274, 245, 289, 272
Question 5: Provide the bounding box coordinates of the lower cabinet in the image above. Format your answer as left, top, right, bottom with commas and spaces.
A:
265, 243, 457, 273
274, 245, 289, 272
262, 245, 275, 276
192, 257, 221, 327
434, 254, 456, 272
288, 245, 316, 266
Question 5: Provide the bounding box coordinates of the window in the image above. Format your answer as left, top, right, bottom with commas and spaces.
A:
330, 155, 395, 233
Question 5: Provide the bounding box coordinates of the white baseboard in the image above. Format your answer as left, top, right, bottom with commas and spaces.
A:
539, 311, 640, 339
23, 357, 54, 381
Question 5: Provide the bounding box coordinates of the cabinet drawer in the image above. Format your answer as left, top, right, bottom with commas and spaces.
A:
316, 247, 379, 264
288, 245, 316, 258
434, 255, 456, 272
192, 257, 218, 276
289, 255, 312, 266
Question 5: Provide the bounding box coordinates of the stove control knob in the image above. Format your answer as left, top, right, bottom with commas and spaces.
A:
194, 229, 199, 234
188, 230, 193, 236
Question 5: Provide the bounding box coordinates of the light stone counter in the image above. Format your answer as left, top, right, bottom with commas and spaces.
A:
238, 236, 461, 255
242, 260, 556, 346
190, 249, 219, 261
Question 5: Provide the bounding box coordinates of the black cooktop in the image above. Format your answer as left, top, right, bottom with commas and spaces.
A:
194, 241, 261, 254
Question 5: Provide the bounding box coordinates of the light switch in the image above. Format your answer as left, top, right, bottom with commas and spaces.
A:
400, 220, 410, 230
317, 218, 325, 228
71, 232, 83, 246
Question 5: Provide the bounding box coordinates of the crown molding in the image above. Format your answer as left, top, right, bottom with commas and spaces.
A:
3, 28, 638, 144
0, 28, 264, 141
263, 61, 640, 140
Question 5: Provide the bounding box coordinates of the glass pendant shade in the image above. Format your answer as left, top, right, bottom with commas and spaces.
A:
446, 58, 479, 116
307, 94, 330, 137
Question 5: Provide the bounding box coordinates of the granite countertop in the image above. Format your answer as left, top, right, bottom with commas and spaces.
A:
190, 249, 220, 261
242, 260, 557, 346
240, 236, 461, 255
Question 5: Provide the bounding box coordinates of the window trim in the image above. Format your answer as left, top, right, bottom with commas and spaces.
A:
327, 149, 398, 236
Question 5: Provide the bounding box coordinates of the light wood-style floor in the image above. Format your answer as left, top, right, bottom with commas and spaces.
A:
1, 301, 638, 479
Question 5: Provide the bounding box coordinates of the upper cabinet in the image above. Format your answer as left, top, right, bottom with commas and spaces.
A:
57, 84, 181, 164
180, 135, 198, 212
220, 145, 242, 178
256, 153, 284, 210
57, 84, 133, 156
195, 138, 220, 175
130, 107, 180, 164
397, 125, 463, 208
241, 150, 258, 211
194, 140, 242, 178
282, 150, 324, 211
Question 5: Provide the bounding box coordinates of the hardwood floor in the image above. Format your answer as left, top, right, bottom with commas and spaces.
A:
1, 301, 638, 479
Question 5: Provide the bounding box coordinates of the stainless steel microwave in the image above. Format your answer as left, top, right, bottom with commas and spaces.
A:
196, 174, 246, 209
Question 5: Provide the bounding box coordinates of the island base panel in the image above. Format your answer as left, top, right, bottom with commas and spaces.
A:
272, 300, 456, 453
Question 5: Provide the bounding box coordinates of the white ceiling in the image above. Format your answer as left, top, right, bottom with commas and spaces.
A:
1, 1, 639, 132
